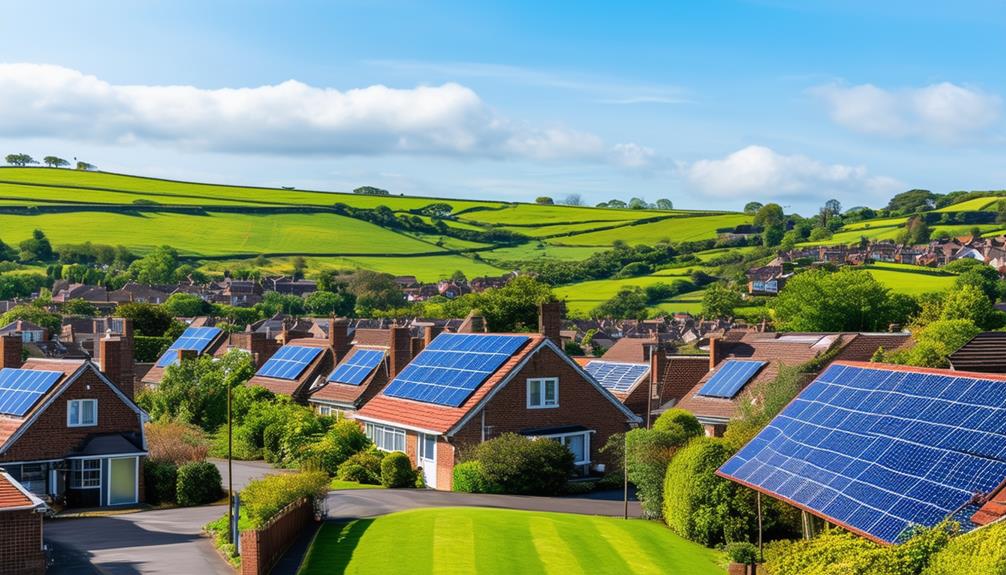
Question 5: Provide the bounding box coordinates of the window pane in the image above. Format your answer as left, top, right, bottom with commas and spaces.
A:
566, 434, 586, 462
529, 381, 541, 406
545, 380, 556, 403
83, 401, 95, 424
69, 401, 79, 425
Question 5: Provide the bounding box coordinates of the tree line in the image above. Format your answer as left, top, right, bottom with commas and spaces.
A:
5, 153, 95, 170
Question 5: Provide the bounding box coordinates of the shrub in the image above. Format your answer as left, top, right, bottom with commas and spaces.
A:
242, 471, 330, 528
653, 408, 703, 438
726, 542, 758, 564
663, 437, 755, 546
145, 421, 208, 464
176, 461, 222, 506
336, 449, 384, 485
467, 433, 574, 495
452, 460, 497, 493
624, 427, 693, 518
924, 520, 1006, 574
143, 459, 178, 505
296, 419, 370, 474
262, 423, 283, 464
134, 335, 172, 363
380, 451, 417, 488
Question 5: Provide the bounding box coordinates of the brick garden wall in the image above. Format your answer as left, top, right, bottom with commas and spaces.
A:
240, 497, 316, 575
0, 510, 44, 575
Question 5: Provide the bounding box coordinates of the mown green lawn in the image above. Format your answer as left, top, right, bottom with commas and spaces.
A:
329, 480, 384, 490
299, 508, 724, 575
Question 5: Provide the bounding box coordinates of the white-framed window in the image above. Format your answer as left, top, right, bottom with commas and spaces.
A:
70, 459, 101, 489
537, 432, 592, 466
365, 422, 406, 452
527, 378, 559, 409
67, 399, 98, 427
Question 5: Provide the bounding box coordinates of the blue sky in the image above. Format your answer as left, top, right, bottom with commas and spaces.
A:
1, 0, 1005, 213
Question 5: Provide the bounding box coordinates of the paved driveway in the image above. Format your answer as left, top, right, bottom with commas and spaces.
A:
46, 459, 284, 575
325, 487, 642, 521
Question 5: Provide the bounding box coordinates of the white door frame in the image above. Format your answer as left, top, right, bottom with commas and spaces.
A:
106, 456, 139, 506
418, 433, 437, 489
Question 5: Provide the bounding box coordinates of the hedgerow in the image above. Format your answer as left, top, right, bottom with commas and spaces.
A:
241, 471, 329, 528
922, 520, 1006, 575
465, 433, 574, 495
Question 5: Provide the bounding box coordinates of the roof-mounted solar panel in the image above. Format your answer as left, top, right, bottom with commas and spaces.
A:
697, 360, 767, 398
717, 363, 1006, 544
256, 345, 324, 380
327, 348, 386, 386
584, 361, 650, 392
155, 326, 223, 367
382, 333, 529, 407
0, 368, 64, 416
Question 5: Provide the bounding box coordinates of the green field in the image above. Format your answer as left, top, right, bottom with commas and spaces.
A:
556, 213, 751, 246
299, 508, 724, 575
554, 270, 695, 314
864, 262, 957, 295
935, 196, 1001, 212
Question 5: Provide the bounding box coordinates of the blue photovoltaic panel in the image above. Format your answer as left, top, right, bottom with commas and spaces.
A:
155, 327, 223, 367
718, 363, 1006, 544
256, 345, 324, 380
585, 361, 650, 393
697, 360, 767, 398
327, 348, 386, 386
382, 333, 529, 407
0, 368, 64, 416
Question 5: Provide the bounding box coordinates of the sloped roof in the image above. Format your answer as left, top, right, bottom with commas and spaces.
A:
0, 472, 44, 511
949, 332, 1006, 373
245, 338, 333, 397
600, 337, 653, 363
308, 345, 389, 406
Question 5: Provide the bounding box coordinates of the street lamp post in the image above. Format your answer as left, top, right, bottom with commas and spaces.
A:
227, 370, 235, 554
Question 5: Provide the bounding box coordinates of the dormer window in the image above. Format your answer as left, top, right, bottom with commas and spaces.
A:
68, 399, 97, 427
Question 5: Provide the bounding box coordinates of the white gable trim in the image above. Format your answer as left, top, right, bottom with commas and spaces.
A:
446, 338, 642, 437
0, 361, 149, 456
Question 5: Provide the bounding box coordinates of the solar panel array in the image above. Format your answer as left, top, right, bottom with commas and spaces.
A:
327, 348, 386, 386
0, 368, 64, 416
718, 363, 1006, 544
155, 327, 223, 367
383, 333, 529, 407
697, 360, 767, 398
584, 361, 650, 392
256, 345, 324, 380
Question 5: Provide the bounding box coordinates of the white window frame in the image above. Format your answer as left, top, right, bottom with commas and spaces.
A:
67, 399, 98, 427
538, 431, 592, 466
70, 458, 101, 489
365, 422, 406, 453
526, 377, 559, 409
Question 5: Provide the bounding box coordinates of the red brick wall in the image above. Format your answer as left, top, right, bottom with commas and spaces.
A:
1, 368, 143, 462
0, 509, 44, 575
0, 335, 22, 369
661, 356, 710, 406
240, 497, 316, 575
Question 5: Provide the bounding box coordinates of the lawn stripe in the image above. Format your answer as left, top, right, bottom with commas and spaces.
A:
529, 515, 583, 575
432, 511, 476, 575
594, 519, 681, 575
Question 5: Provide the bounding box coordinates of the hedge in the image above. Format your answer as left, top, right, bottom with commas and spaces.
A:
242, 471, 329, 528
380, 452, 417, 488
336, 450, 384, 485
452, 460, 497, 493
652, 408, 703, 437
466, 433, 573, 495
176, 461, 222, 506
143, 459, 178, 505
297, 419, 370, 475
923, 520, 1006, 575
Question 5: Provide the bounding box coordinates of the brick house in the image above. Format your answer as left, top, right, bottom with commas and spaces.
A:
141, 326, 279, 387
354, 327, 641, 490
671, 331, 911, 436
0, 335, 148, 509
0, 472, 46, 575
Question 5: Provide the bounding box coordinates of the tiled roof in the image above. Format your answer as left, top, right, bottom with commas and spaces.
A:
353, 328, 393, 347
309, 345, 389, 405
245, 338, 333, 398
600, 337, 653, 363
833, 333, 912, 363
0, 472, 40, 511
0, 360, 79, 451
356, 334, 547, 434
973, 487, 1006, 526
949, 332, 1006, 373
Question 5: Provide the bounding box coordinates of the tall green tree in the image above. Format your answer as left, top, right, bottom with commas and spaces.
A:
701, 283, 742, 319
772, 269, 906, 332
43, 156, 69, 168
592, 286, 649, 320
117, 302, 176, 336
128, 246, 180, 284
18, 229, 53, 262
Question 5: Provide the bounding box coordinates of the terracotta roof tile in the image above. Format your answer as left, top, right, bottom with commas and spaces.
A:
309, 345, 389, 405
246, 338, 333, 398
601, 337, 652, 363
0, 473, 35, 510
356, 334, 547, 433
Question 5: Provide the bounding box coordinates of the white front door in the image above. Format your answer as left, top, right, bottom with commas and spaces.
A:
418, 433, 437, 489
108, 457, 138, 505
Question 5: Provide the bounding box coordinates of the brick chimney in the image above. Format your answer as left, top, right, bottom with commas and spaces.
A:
708, 336, 722, 371
423, 325, 442, 347
229, 331, 271, 368
647, 343, 668, 428
329, 317, 350, 363
0, 335, 23, 369
458, 310, 486, 334
99, 336, 132, 399
538, 300, 563, 348
388, 325, 412, 378
117, 319, 135, 395
178, 349, 199, 363
410, 336, 425, 358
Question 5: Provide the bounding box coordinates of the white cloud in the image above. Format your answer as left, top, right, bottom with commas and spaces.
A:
811, 81, 1000, 143
681, 145, 902, 199
0, 63, 652, 166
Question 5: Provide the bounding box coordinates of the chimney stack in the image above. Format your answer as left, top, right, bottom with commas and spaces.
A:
410, 336, 425, 358
708, 336, 722, 371
99, 336, 132, 399
329, 317, 350, 363
423, 325, 442, 347
178, 349, 199, 363
648, 342, 668, 428
458, 310, 486, 334
0, 335, 23, 369
117, 319, 135, 395
538, 300, 563, 348
388, 325, 412, 378
230, 331, 271, 368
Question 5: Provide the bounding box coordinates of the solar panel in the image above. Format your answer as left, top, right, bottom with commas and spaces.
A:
155, 327, 223, 367
718, 363, 1006, 544
697, 360, 767, 398
256, 345, 324, 380
382, 333, 529, 407
327, 348, 386, 386
585, 361, 650, 392
0, 368, 64, 416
